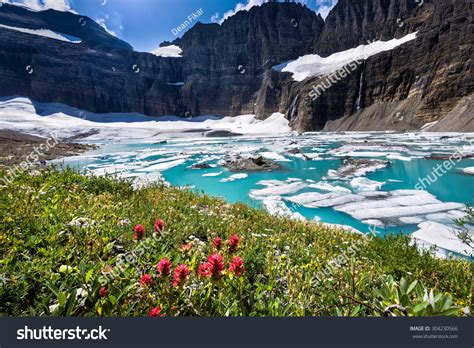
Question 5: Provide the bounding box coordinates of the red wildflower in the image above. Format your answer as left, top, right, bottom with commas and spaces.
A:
99, 287, 107, 298
228, 234, 240, 253
172, 264, 190, 287
207, 253, 225, 279
133, 224, 145, 240
139, 274, 153, 287
154, 219, 165, 233
148, 306, 164, 317
198, 263, 211, 277
213, 237, 222, 250
157, 258, 172, 277
229, 256, 245, 276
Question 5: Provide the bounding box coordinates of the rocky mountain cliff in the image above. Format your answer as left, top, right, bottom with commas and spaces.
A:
288, 0, 473, 132
0, 1, 472, 132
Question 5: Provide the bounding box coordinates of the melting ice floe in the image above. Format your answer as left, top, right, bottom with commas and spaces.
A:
463, 167, 474, 175
412, 222, 472, 258
350, 177, 384, 192
0, 24, 81, 43
273, 32, 418, 82
220, 174, 248, 182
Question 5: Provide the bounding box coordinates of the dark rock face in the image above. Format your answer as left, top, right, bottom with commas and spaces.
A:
0, 2, 323, 118
287, 0, 474, 132
0, 1, 472, 132
172, 3, 324, 117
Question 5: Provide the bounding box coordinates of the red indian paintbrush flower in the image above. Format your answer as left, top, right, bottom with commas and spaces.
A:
133, 224, 145, 240
198, 263, 211, 277
148, 306, 164, 317
99, 287, 107, 298
207, 253, 225, 279
154, 219, 165, 233
139, 274, 153, 287
157, 258, 172, 277
213, 237, 222, 250
229, 256, 245, 276
172, 264, 190, 287
228, 234, 240, 253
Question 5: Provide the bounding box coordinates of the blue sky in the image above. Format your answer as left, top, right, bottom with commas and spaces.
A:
6, 0, 338, 52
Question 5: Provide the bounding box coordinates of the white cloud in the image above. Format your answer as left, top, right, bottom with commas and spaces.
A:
3, 0, 72, 12
315, 0, 338, 19
210, 12, 220, 23
218, 0, 335, 24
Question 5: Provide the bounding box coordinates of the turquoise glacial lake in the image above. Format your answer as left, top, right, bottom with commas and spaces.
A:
62, 132, 474, 238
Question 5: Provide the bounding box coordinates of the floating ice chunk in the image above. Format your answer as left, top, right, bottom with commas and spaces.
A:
136, 159, 186, 172
259, 152, 290, 162
263, 197, 305, 220
202, 172, 223, 177
220, 173, 248, 182
339, 202, 464, 221
387, 190, 439, 206
425, 211, 468, 225
255, 180, 285, 187
308, 182, 351, 193
359, 191, 390, 198
250, 182, 306, 199
412, 221, 472, 257
399, 216, 424, 224
387, 154, 412, 162
350, 177, 384, 192
363, 219, 384, 227
463, 167, 474, 175
287, 192, 364, 208
335, 151, 398, 158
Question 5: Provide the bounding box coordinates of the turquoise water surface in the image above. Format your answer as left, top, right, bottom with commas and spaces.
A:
63, 133, 474, 237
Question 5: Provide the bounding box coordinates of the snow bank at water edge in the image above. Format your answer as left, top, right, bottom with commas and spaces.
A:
411, 221, 472, 258
0, 97, 292, 142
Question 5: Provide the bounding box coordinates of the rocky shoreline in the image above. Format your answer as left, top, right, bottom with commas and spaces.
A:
0, 130, 96, 168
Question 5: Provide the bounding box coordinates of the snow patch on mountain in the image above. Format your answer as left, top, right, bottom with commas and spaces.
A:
150, 45, 183, 58
273, 32, 418, 82
0, 24, 81, 43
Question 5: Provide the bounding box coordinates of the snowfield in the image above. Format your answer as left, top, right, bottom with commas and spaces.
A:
273, 32, 418, 82
150, 45, 183, 58
0, 24, 81, 43
0, 97, 292, 142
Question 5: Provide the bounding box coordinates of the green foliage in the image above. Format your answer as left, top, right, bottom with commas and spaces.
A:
454, 205, 473, 257
373, 276, 461, 316
0, 168, 471, 316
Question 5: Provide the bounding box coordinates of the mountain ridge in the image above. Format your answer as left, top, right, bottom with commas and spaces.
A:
0, 1, 472, 132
